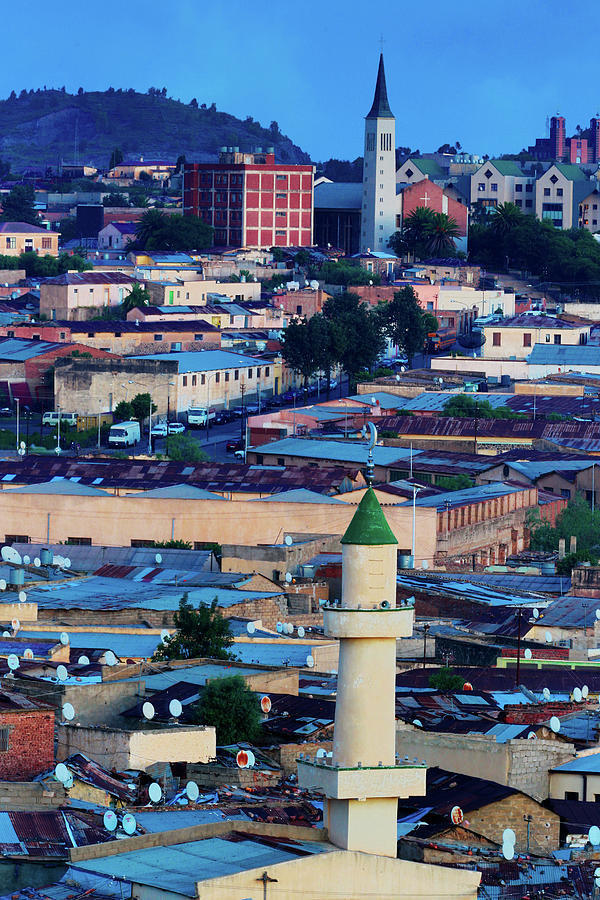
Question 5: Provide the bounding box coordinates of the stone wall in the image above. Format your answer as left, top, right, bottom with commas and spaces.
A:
467, 793, 559, 855
396, 726, 576, 800
4, 675, 144, 728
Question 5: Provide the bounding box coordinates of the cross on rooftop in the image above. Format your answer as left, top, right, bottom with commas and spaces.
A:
420, 191, 431, 206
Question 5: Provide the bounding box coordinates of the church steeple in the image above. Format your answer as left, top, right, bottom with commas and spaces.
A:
366, 53, 394, 120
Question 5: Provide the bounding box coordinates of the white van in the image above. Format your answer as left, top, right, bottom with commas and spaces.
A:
108, 421, 141, 447
42, 411, 78, 428
187, 407, 216, 427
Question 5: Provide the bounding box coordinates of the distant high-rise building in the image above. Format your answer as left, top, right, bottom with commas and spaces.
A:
360, 55, 397, 252
549, 116, 566, 160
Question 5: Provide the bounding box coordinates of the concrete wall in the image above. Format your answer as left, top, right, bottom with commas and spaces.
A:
549, 768, 600, 801
396, 725, 576, 800
57, 723, 216, 771
430, 356, 531, 379
6, 675, 144, 728
54, 356, 178, 416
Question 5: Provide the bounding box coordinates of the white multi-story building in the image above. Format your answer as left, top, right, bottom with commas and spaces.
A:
360, 55, 397, 252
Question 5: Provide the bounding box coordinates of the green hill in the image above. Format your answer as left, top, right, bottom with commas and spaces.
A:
0, 88, 310, 171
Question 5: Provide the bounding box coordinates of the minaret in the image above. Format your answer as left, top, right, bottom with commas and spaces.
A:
297, 488, 425, 858
360, 55, 397, 253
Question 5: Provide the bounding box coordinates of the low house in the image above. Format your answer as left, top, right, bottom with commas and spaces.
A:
549, 751, 600, 801
483, 313, 592, 360
98, 221, 138, 251
0, 222, 59, 257
40, 271, 141, 321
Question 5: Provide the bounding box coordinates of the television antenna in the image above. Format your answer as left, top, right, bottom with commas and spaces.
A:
583, 684, 589, 698
532, 608, 539, 619
155, 553, 162, 564
285, 572, 292, 583
22, 555, 30, 565
545, 630, 553, 643
1, 547, 21, 565
527, 732, 536, 740
590, 826, 600, 846
11, 618, 20, 632
160, 628, 170, 643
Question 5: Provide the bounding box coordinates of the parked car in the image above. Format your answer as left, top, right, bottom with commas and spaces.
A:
0, 407, 12, 418
234, 448, 246, 460
214, 409, 235, 424
168, 422, 186, 434
226, 439, 244, 453
245, 403, 260, 415
151, 423, 168, 438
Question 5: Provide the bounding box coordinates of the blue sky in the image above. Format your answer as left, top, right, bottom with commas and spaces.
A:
3, 0, 598, 162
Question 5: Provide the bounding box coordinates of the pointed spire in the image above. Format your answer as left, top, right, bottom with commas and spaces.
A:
366, 53, 394, 120
341, 487, 398, 546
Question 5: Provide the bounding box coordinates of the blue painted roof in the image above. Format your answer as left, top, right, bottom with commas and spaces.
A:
232, 641, 333, 668
314, 182, 362, 210
552, 753, 600, 773
400, 480, 525, 510
252, 489, 346, 505
18, 630, 163, 660
528, 344, 600, 366
254, 437, 412, 466
130, 349, 266, 373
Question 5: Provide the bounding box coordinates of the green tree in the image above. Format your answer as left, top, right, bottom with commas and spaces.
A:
377, 286, 428, 365
121, 282, 151, 315
440, 395, 525, 420
401, 207, 436, 259
130, 392, 157, 424
135, 209, 213, 251
0, 185, 38, 224
103, 192, 129, 208
529, 495, 600, 572
166, 434, 209, 462
114, 400, 133, 421
193, 675, 262, 745
281, 316, 316, 385
426, 212, 460, 255
490, 202, 523, 237
323, 292, 385, 383
154, 595, 234, 661
429, 667, 465, 692
309, 259, 380, 286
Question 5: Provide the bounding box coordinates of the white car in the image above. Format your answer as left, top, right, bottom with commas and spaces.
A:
168, 422, 186, 434
151, 423, 168, 437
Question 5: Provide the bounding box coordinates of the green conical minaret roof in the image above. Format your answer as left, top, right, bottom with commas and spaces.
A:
341, 487, 398, 546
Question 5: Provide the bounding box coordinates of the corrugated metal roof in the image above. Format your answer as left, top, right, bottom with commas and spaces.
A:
253, 437, 411, 465
130, 349, 267, 373
314, 182, 362, 210
552, 752, 600, 773
527, 343, 600, 365
252, 489, 346, 504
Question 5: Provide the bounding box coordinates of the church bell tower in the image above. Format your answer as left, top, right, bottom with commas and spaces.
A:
360, 54, 397, 253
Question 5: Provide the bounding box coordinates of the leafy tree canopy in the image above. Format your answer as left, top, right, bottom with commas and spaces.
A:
529, 495, 600, 573
114, 400, 133, 421
166, 433, 209, 462
440, 394, 525, 420
193, 675, 262, 745
0, 184, 38, 224
154, 595, 234, 661
376, 285, 430, 365
308, 259, 381, 286
429, 667, 465, 691
135, 209, 213, 251
130, 392, 157, 423
121, 282, 151, 315
323, 291, 385, 379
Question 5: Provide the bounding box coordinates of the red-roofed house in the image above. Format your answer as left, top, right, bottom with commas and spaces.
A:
0, 222, 59, 257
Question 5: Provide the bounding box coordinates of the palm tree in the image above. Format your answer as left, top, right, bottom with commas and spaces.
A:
402, 207, 436, 260
121, 283, 152, 315
135, 209, 168, 248
491, 202, 523, 237
426, 212, 461, 255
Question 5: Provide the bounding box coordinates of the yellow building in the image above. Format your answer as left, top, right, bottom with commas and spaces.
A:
108, 158, 176, 181
0, 222, 59, 257
483, 313, 591, 360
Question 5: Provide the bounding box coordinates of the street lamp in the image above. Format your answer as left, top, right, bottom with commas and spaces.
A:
205, 372, 218, 439
412, 485, 422, 567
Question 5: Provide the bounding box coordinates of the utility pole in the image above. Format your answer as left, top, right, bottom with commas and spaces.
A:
515, 607, 522, 687
240, 383, 246, 441
523, 814, 533, 853
422, 623, 430, 669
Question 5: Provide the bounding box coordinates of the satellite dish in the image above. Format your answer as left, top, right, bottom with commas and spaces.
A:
23, 648, 33, 660
33, 558, 41, 568
148, 782, 162, 803
297, 626, 305, 638
105, 650, 118, 667
276, 622, 283, 633
103, 810, 117, 831
22, 555, 30, 565
543, 687, 551, 701
77, 655, 90, 666
0, 580, 5, 591
285, 572, 292, 583
503, 828, 516, 846
583, 685, 590, 698
463, 682, 473, 692
550, 716, 561, 733
236, 749, 250, 768
60, 632, 69, 646
306, 655, 315, 668
527, 732, 536, 740
246, 622, 256, 635
524, 649, 532, 660
54, 763, 70, 783
1, 547, 21, 565
545, 630, 553, 643
2, 631, 9, 638
53, 555, 64, 568
246, 750, 255, 768
10, 619, 19, 632
260, 695, 272, 714
142, 701, 155, 720
186, 781, 199, 801
160, 629, 170, 643
533, 608, 539, 619
122, 813, 136, 835
450, 806, 464, 825
155, 553, 162, 564
284, 535, 293, 546
597, 608, 600, 621
62, 702, 75, 721
7, 654, 19, 670
169, 698, 182, 718
574, 687, 583, 702
56, 665, 68, 682
64, 559, 71, 569
17, 591, 26, 603
413, 719, 423, 728
502, 843, 515, 861
590, 826, 600, 846
316, 748, 327, 759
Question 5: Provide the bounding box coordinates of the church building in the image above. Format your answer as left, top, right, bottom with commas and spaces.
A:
314, 56, 468, 255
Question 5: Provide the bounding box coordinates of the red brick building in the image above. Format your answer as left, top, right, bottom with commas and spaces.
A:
0, 691, 54, 780
400, 179, 468, 238
184, 150, 314, 249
